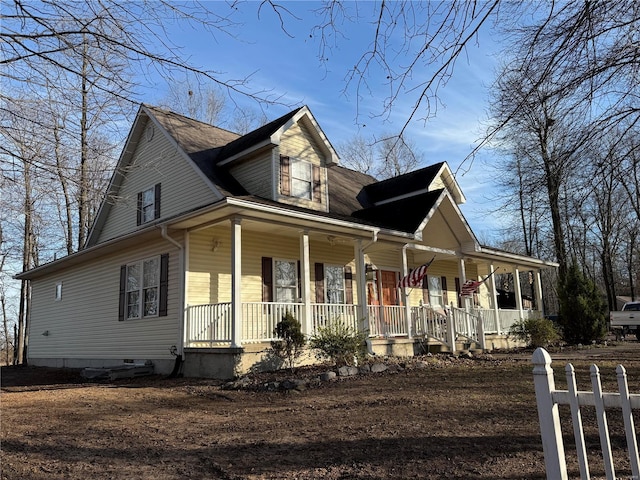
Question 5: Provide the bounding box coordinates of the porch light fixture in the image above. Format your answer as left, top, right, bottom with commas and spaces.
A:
211, 239, 222, 252
327, 235, 336, 246
42, 330, 50, 336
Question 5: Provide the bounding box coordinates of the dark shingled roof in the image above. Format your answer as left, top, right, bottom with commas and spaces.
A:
363, 162, 444, 204
326, 165, 378, 216
149, 105, 444, 234
147, 105, 248, 196
352, 189, 444, 232
216, 107, 304, 163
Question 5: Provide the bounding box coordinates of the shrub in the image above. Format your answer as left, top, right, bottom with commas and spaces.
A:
309, 320, 367, 366
509, 317, 560, 348
558, 262, 607, 345
270, 311, 306, 372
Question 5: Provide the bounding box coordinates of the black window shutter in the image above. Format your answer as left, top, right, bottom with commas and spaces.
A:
159, 253, 169, 317
297, 260, 301, 299
154, 183, 161, 220
315, 263, 324, 303
455, 277, 461, 307
441, 276, 448, 306
280, 156, 290, 196
422, 274, 430, 304
118, 265, 127, 321
344, 266, 353, 304
262, 257, 273, 302
136, 192, 143, 226
312, 165, 321, 202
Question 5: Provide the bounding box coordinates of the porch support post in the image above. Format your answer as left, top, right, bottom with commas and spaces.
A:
513, 266, 524, 321
354, 240, 369, 334
458, 257, 469, 309
300, 230, 312, 337
401, 246, 412, 338
489, 263, 501, 334
231, 217, 242, 348
535, 269, 544, 316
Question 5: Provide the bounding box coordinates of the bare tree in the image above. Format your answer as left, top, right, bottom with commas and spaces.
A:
337, 133, 423, 179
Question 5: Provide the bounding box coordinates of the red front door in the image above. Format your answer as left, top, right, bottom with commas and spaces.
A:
380, 270, 398, 306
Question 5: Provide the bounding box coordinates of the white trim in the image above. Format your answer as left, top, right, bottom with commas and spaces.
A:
55, 282, 63, 301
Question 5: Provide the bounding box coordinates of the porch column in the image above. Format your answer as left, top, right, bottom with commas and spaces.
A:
458, 257, 469, 309
354, 240, 369, 333
513, 266, 524, 321
401, 246, 412, 338
231, 217, 242, 348
300, 230, 312, 336
489, 263, 501, 333
535, 269, 544, 316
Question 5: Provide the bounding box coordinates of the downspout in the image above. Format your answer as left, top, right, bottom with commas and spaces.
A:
160, 225, 186, 375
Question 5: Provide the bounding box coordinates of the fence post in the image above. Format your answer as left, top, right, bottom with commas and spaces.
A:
617, 365, 640, 479
532, 348, 568, 480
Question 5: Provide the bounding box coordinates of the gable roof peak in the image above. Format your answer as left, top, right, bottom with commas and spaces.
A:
216, 105, 339, 166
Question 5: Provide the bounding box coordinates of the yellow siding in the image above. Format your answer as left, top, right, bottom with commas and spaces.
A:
97, 123, 216, 243
187, 228, 358, 305
280, 123, 326, 164
277, 123, 328, 212
28, 237, 182, 361
229, 151, 273, 199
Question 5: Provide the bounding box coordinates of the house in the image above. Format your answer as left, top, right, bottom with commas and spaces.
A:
17, 104, 558, 379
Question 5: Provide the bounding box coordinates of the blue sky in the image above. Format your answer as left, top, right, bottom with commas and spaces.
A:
144, 2, 504, 240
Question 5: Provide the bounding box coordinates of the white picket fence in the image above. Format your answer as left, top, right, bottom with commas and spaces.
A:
532, 347, 640, 480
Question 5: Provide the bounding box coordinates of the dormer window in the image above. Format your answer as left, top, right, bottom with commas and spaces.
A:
137, 184, 161, 225
280, 155, 321, 202
291, 159, 312, 199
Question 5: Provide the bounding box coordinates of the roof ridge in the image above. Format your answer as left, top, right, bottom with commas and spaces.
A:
142, 103, 241, 136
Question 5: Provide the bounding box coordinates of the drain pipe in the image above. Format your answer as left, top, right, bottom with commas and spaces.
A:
160, 225, 186, 374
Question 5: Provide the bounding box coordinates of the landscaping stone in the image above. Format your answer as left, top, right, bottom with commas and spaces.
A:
338, 366, 359, 377
370, 363, 388, 373
359, 364, 371, 374
319, 371, 336, 381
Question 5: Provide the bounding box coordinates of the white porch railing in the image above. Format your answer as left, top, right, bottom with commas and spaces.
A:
185, 302, 232, 345
242, 302, 304, 342
368, 305, 407, 337
412, 306, 448, 344
311, 303, 360, 333
185, 302, 542, 350
532, 347, 640, 480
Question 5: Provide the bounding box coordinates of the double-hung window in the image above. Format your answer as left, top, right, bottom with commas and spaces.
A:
126, 257, 159, 319
274, 259, 298, 303
137, 184, 161, 225
280, 156, 321, 202
325, 265, 345, 304
290, 159, 312, 200
120, 254, 168, 321
427, 275, 443, 307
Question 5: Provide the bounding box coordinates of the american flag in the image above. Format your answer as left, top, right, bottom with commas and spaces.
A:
460, 279, 484, 297
397, 257, 435, 288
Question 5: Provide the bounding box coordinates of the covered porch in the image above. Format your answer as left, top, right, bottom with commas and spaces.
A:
184, 300, 541, 353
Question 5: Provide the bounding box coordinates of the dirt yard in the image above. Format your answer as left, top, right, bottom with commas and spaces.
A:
2, 344, 640, 480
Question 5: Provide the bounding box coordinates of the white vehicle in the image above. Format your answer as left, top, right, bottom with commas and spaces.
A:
610, 301, 640, 339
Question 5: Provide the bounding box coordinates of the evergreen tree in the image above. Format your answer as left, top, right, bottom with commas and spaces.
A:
558, 262, 607, 345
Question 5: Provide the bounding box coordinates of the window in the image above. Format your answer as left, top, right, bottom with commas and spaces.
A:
55, 282, 63, 301
274, 259, 298, 303
280, 156, 322, 202
119, 254, 168, 321
291, 159, 312, 200
137, 184, 161, 225
427, 275, 443, 307
325, 265, 345, 304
